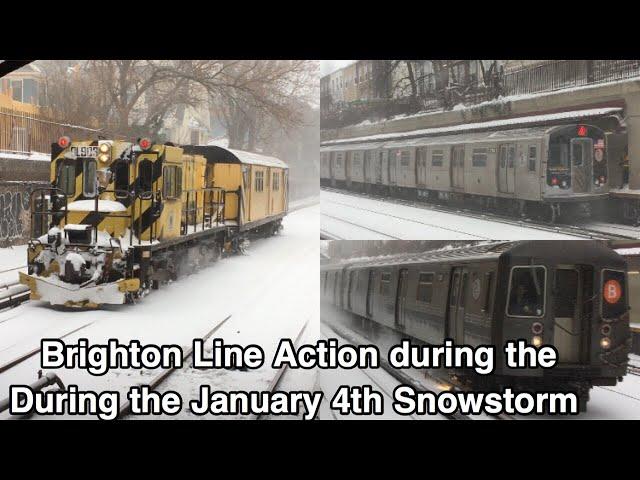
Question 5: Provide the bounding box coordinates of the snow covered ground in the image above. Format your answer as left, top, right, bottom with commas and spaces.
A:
0, 203, 319, 420
0, 244, 26, 286
321, 190, 580, 240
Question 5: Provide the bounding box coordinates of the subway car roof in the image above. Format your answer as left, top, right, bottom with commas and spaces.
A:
320, 107, 621, 148
182, 145, 288, 169
321, 241, 625, 270
319, 124, 608, 153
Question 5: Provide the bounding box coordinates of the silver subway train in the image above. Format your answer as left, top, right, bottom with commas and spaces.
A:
320, 124, 610, 222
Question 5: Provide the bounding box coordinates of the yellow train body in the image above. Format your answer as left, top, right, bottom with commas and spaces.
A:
20, 139, 289, 307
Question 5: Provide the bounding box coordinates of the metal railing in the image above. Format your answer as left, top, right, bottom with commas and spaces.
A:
181, 187, 227, 235
0, 107, 102, 154
321, 60, 640, 130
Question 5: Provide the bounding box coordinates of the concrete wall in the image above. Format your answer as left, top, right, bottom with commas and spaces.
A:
0, 156, 49, 246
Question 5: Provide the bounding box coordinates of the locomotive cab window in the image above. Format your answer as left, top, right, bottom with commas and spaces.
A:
163, 165, 182, 199
113, 161, 129, 195
507, 266, 546, 317
57, 161, 76, 196
82, 158, 97, 197
601, 269, 627, 320
416, 272, 435, 304
272, 171, 280, 191
139, 160, 154, 194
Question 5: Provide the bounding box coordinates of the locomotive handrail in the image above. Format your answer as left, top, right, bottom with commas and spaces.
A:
181, 186, 227, 235
29, 187, 69, 237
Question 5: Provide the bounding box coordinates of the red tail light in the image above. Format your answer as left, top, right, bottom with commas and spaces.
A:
139, 138, 152, 150
600, 176, 606, 183
551, 176, 559, 185
577, 125, 587, 137
58, 136, 71, 148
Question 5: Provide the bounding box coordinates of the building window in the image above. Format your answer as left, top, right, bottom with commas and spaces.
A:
472, 148, 488, 167
190, 129, 200, 145
272, 171, 280, 191
9, 78, 40, 105
255, 170, 264, 192
528, 146, 537, 172
416, 272, 434, 303
431, 150, 444, 167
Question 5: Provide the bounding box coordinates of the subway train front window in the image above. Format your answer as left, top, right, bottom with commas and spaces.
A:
508, 266, 546, 317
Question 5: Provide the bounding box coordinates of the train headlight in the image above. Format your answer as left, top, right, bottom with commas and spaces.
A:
99, 143, 110, 154
532, 335, 543, 347
600, 337, 611, 350
98, 153, 109, 163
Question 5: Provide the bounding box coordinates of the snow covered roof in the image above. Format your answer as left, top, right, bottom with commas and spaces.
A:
182, 145, 288, 169
321, 107, 623, 147
322, 242, 511, 269
320, 126, 554, 152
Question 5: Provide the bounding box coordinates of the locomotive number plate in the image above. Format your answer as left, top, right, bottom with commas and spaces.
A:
71, 146, 98, 158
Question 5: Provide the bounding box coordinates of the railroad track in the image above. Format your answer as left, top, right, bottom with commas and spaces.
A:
321, 213, 401, 240
118, 317, 309, 420
321, 187, 640, 240
254, 318, 309, 420
321, 320, 511, 420
117, 315, 233, 418
0, 322, 94, 376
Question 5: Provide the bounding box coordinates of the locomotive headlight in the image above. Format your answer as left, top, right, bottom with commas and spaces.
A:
99, 143, 110, 154
98, 153, 110, 163
600, 337, 611, 350
532, 335, 543, 347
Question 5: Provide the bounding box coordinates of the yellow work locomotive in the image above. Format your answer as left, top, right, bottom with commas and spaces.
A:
19, 136, 289, 307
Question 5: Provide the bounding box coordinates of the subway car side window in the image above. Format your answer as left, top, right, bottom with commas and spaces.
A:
528, 146, 537, 172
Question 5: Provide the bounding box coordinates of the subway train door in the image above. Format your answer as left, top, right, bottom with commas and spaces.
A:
498, 144, 516, 194
345, 153, 352, 186
447, 267, 468, 343
375, 151, 383, 183
416, 147, 427, 186
366, 270, 375, 317
451, 146, 465, 189
553, 267, 587, 363
571, 137, 593, 193
395, 268, 409, 330
389, 151, 397, 185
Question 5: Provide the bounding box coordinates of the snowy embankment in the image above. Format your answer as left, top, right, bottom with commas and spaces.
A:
0, 204, 319, 419
321, 190, 579, 240
0, 244, 27, 286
